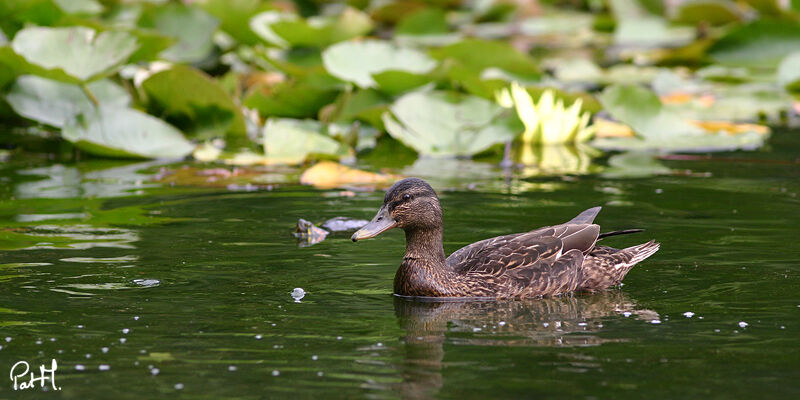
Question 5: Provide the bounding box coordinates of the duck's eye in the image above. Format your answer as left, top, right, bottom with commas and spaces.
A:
402, 194, 411, 201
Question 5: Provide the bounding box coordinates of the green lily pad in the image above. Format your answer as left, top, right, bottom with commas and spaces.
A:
63, 106, 195, 159
672, 0, 741, 26
382, 90, 519, 156
6, 75, 129, 127
602, 152, 672, 178
10, 26, 138, 82
430, 39, 540, 80
243, 79, 338, 119
141, 65, 245, 139
197, 0, 269, 45
322, 40, 437, 88
251, 7, 372, 48
263, 118, 349, 164
371, 70, 432, 96
53, 0, 102, 15
778, 52, 800, 94
708, 20, 800, 68
143, 3, 219, 63
598, 84, 705, 141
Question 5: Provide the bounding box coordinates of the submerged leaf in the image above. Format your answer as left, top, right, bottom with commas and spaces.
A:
322, 40, 436, 88
11, 26, 138, 82
300, 161, 398, 189
383, 90, 519, 156
63, 106, 195, 159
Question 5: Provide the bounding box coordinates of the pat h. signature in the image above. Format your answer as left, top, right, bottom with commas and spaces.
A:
10, 359, 60, 391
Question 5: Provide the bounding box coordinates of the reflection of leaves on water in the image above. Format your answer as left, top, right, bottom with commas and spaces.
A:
16, 161, 163, 199
1, 225, 139, 251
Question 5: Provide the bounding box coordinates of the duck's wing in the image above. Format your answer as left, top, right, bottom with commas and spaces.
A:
446, 224, 600, 296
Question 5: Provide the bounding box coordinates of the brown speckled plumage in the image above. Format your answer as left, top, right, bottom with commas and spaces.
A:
352, 178, 659, 299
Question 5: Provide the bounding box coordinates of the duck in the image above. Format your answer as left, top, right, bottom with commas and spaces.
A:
351, 178, 659, 299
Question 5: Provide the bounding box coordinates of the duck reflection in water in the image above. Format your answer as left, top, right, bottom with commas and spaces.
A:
390, 291, 658, 399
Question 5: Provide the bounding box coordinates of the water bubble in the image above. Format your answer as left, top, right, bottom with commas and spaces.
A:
134, 316, 140, 320
228, 365, 237, 371
49, 338, 56, 342
578, 322, 587, 327
101, 347, 109, 353
85, 353, 91, 359
651, 320, 662, 324
272, 370, 280, 376
75, 365, 86, 371
122, 328, 130, 334
498, 321, 506, 326
99, 365, 110, 371
542, 322, 549, 328
36, 339, 42, 345
738, 321, 748, 328
255, 334, 263, 340
174, 383, 184, 390
150, 368, 160, 376
622, 312, 632, 317
683, 312, 695, 318
119, 338, 127, 344
336, 336, 342, 340
77, 325, 84, 329
317, 371, 324, 377
5, 337, 12, 342
311, 355, 318, 361
291, 288, 306, 302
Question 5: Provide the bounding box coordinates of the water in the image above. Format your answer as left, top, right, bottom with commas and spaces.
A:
1, 131, 799, 398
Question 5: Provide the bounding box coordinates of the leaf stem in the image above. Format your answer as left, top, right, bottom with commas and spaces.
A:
81, 84, 100, 107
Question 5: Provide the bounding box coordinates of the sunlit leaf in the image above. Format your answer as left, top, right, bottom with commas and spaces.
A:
778, 52, 800, 94
6, 75, 129, 127
430, 39, 540, 80
322, 40, 437, 88
196, 0, 268, 45
251, 7, 373, 48
53, 0, 102, 15
672, 0, 741, 26
63, 106, 195, 159
383, 90, 519, 156
141, 65, 246, 139
243, 79, 338, 119
10, 26, 138, 82
263, 118, 349, 164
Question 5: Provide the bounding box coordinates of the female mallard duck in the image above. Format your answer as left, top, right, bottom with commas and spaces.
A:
351, 178, 659, 299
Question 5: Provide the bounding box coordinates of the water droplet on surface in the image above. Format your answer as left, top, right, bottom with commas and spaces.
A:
151, 368, 160, 375
5, 337, 12, 342
683, 312, 695, 318
122, 328, 130, 334
228, 365, 237, 371
311, 355, 318, 361
291, 288, 306, 302
317, 371, 324, 377
272, 370, 280, 376
99, 365, 110, 371
134, 316, 140, 320
101, 347, 109, 353
119, 338, 127, 344
651, 320, 661, 324
622, 312, 632, 317
75, 365, 86, 371
255, 334, 262, 340
174, 383, 184, 390
85, 353, 91, 359
738, 321, 748, 328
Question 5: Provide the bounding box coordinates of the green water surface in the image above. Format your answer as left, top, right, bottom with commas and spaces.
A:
0, 132, 799, 399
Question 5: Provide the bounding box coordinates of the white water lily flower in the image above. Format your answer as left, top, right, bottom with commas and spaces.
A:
496, 82, 595, 144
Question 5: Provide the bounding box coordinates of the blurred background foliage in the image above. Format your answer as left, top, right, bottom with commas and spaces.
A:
0, 0, 798, 182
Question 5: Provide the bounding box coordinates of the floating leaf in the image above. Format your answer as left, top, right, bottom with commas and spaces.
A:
243, 79, 338, 119
143, 3, 219, 63
778, 52, 800, 94
300, 161, 398, 189
371, 70, 432, 96
53, 0, 102, 15
431, 39, 540, 80
63, 106, 195, 159
10, 26, 138, 82
141, 65, 245, 139
251, 7, 372, 48
602, 152, 672, 179
263, 118, 349, 164
197, 0, 268, 45
6, 75, 129, 127
672, 0, 741, 26
383, 90, 519, 156
708, 21, 800, 68
322, 40, 437, 88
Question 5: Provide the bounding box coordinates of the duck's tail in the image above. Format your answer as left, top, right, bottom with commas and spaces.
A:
577, 240, 660, 291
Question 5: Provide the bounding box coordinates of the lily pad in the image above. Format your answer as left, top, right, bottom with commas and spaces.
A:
382, 90, 520, 156
243, 79, 338, 119
263, 118, 349, 164
251, 7, 373, 48
672, 0, 741, 26
299, 161, 398, 189
778, 52, 800, 94
143, 3, 219, 64
708, 21, 800, 68
10, 26, 138, 82
430, 39, 540, 80
141, 65, 246, 139
63, 106, 195, 159
321, 40, 437, 88
6, 75, 130, 127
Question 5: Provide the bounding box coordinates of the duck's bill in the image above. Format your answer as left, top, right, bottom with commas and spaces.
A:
351, 206, 396, 242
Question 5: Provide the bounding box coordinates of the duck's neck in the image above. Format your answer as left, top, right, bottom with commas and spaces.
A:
404, 227, 446, 264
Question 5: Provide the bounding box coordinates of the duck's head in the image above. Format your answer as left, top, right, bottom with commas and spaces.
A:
351, 178, 442, 242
